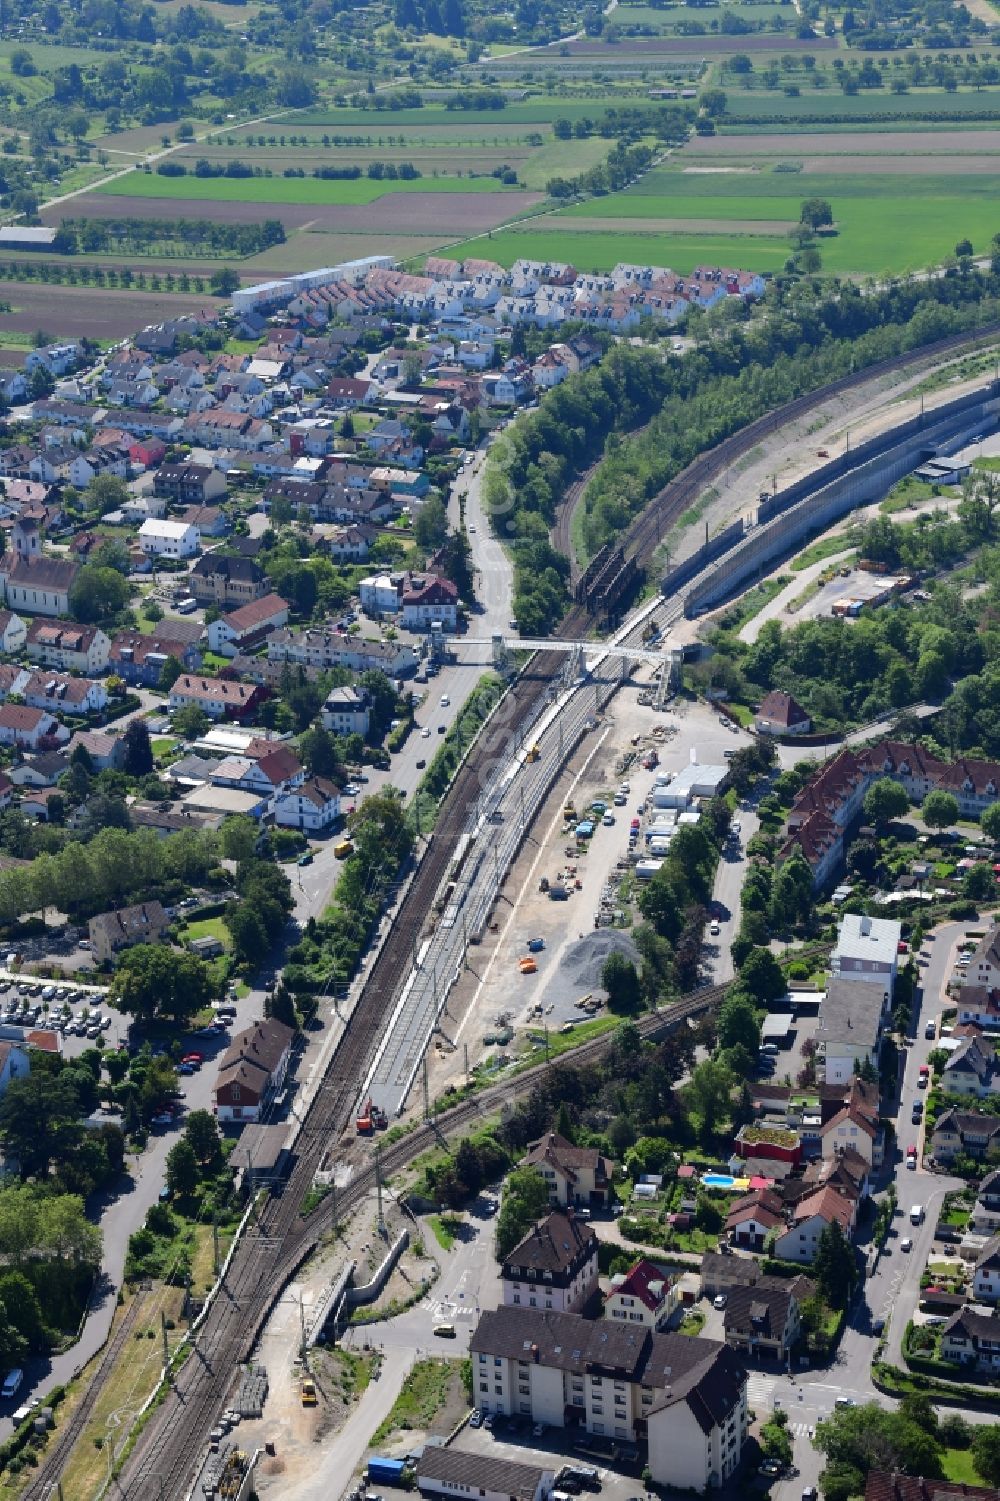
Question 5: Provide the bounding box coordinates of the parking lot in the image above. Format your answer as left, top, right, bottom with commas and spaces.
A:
0, 970, 129, 1058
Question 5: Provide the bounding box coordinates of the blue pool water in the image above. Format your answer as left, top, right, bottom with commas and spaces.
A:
701, 1173, 736, 1188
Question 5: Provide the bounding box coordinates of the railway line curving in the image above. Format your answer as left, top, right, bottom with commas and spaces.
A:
64, 318, 1000, 1501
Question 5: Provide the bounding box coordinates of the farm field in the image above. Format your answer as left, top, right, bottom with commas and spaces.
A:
608, 0, 798, 31
0, 282, 218, 341
723, 88, 1000, 120
490, 148, 1000, 277
688, 127, 1000, 156
95, 170, 517, 205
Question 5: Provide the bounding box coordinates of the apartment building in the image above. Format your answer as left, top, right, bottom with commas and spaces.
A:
470, 1307, 748, 1491
605, 1259, 678, 1331
501, 1210, 598, 1314
520, 1132, 614, 1209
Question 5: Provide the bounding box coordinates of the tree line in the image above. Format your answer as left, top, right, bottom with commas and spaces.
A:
56, 215, 285, 258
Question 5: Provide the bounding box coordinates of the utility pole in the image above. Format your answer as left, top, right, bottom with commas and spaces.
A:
422, 1055, 430, 1121
464, 1043, 469, 1083
543, 1020, 550, 1063
212, 1214, 220, 1278
161, 1310, 170, 1378
298, 1293, 307, 1365
375, 1144, 385, 1235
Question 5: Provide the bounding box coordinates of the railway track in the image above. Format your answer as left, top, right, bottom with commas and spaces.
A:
22, 1296, 142, 1501
93, 316, 1000, 1501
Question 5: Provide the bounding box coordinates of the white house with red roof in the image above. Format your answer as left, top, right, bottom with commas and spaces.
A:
772, 1184, 856, 1264
272, 775, 341, 832
605, 1258, 678, 1330
0, 704, 68, 750
206, 593, 289, 658
400, 573, 458, 630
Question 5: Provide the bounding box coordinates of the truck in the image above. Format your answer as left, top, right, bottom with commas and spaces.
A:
527, 744, 541, 762
356, 1098, 388, 1134
368, 1458, 407, 1487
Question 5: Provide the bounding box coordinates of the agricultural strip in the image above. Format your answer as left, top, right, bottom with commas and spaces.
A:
94, 172, 520, 204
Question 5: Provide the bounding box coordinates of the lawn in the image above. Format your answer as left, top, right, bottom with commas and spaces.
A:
428, 1213, 461, 1250
371, 1358, 458, 1444
181, 916, 231, 952
96, 171, 512, 205
941, 1448, 984, 1484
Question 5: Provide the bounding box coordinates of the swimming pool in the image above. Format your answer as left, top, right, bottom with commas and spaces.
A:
701, 1173, 752, 1191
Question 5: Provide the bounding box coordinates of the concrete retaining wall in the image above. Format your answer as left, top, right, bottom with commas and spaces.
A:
344, 1229, 410, 1309
683, 386, 1000, 614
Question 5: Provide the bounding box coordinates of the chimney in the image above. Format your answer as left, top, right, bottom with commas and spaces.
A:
860, 915, 872, 937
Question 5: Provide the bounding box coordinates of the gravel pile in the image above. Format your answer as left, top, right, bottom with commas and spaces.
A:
539, 930, 641, 1017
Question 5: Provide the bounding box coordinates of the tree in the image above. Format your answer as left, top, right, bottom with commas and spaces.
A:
219, 815, 258, 863
813, 1220, 856, 1309
682, 1057, 733, 1141
171, 704, 210, 740
921, 790, 958, 830
972, 1427, 1000, 1487
184, 1109, 221, 1169
165, 1138, 198, 1196
814, 1403, 943, 1490
86, 475, 130, 516
265, 982, 297, 1029
602, 951, 642, 1014
739, 946, 786, 1005
495, 1167, 551, 1258
159, 656, 183, 692
0, 1073, 84, 1178
717, 990, 760, 1056
110, 946, 218, 1021
122, 719, 154, 777
965, 861, 997, 901
863, 777, 910, 829
209, 267, 240, 296
69, 565, 128, 623
225, 900, 270, 969
299, 724, 339, 777
960, 469, 1000, 541
800, 197, 833, 229
414, 495, 448, 551
981, 802, 1000, 843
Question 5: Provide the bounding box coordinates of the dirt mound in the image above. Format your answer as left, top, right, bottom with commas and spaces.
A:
540, 930, 640, 1013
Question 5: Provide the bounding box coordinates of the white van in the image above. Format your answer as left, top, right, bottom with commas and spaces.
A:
910, 1204, 924, 1225
2, 1369, 23, 1400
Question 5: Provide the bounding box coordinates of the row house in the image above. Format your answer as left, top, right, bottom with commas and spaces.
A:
153, 463, 227, 505
265, 627, 418, 682
24, 670, 107, 717
470, 1307, 748, 1492
25, 621, 110, 675
168, 675, 268, 722
181, 412, 274, 450
109, 630, 200, 688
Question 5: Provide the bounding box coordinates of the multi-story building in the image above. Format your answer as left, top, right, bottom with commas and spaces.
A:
470, 1307, 748, 1491
830, 913, 900, 993
815, 975, 890, 1086
138, 519, 201, 559
321, 685, 370, 737
153, 462, 227, 504
272, 777, 341, 832
190, 555, 268, 609
88, 900, 169, 963
25, 621, 110, 675
213, 1018, 294, 1124
966, 928, 1000, 993
772, 1186, 856, 1265
970, 1169, 1000, 1234
501, 1210, 598, 1314
973, 1236, 1000, 1302
264, 628, 418, 682
722, 1275, 815, 1363
941, 1035, 1000, 1098
168, 675, 267, 722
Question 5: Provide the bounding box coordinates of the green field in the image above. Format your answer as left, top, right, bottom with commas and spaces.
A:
538, 168, 1000, 276
276, 97, 628, 128
611, 0, 796, 29
461, 226, 792, 274
724, 88, 1000, 120
96, 171, 513, 205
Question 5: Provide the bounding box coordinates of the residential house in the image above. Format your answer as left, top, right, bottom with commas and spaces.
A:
65, 729, 126, 772
400, 573, 459, 631
153, 463, 227, 505
967, 928, 1000, 994
942, 1035, 1000, 1098
501, 1210, 598, 1314
178, 505, 227, 538
519, 1132, 614, 1209
416, 1450, 553, 1501
755, 691, 811, 737
129, 438, 167, 470
772, 1185, 856, 1264
939, 1305, 1000, 1374
971, 1168, 1000, 1234
109, 630, 200, 688
0, 705, 68, 750
272, 776, 341, 832
957, 986, 1000, 1030
865, 1472, 1000, 1501
359, 573, 403, 617
321, 685, 370, 736
973, 1236, 1000, 1303
819, 1080, 883, 1170
25, 621, 110, 675
605, 1258, 679, 1331
725, 1190, 786, 1253
88, 900, 169, 964
931, 1107, 1000, 1164
7, 752, 68, 787
138, 518, 201, 560
168, 676, 267, 723
214, 1017, 294, 1124
210, 746, 304, 800
190, 555, 268, 609
206, 594, 289, 658
0, 611, 26, 655
23, 671, 106, 718
816, 975, 890, 1087
699, 1253, 763, 1302
722, 1275, 816, 1363
325, 525, 373, 563
470, 1307, 748, 1491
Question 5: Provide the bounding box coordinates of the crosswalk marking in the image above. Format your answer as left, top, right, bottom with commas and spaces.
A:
790, 1422, 814, 1439
422, 1297, 476, 1321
